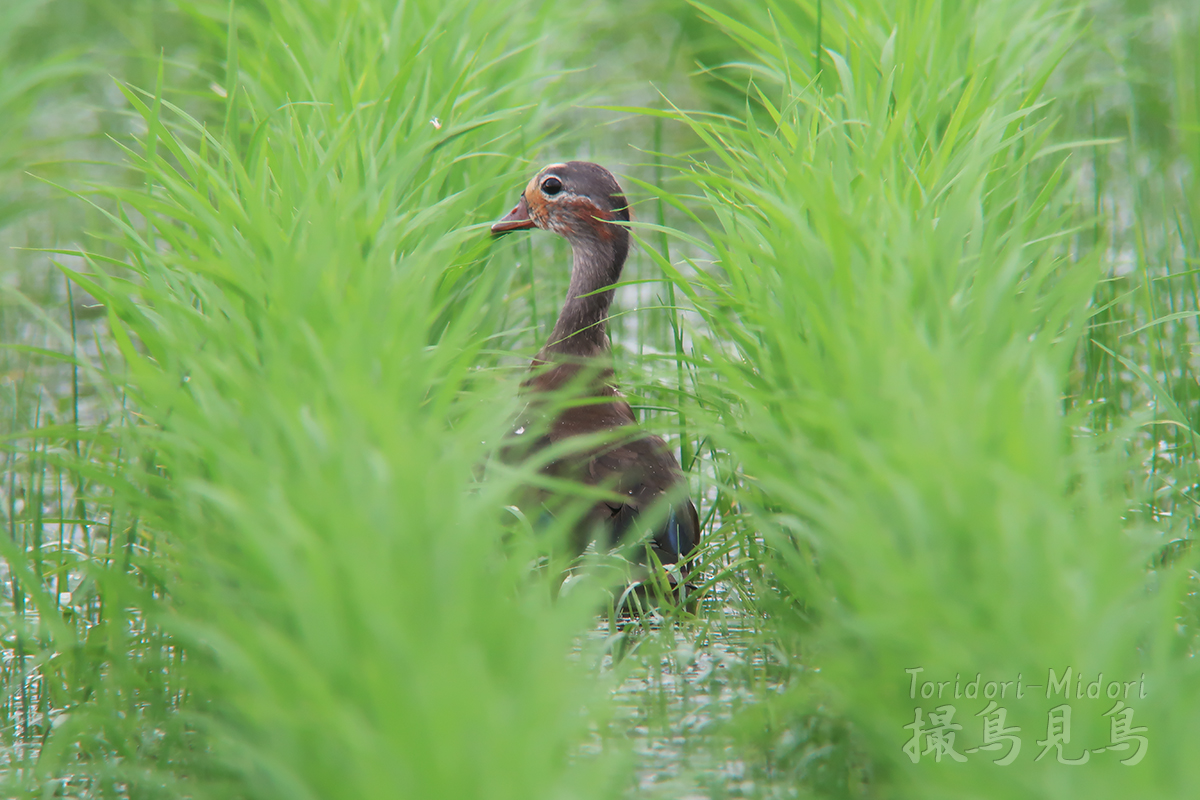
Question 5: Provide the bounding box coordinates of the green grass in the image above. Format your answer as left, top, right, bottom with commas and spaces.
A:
3, 0, 1200, 798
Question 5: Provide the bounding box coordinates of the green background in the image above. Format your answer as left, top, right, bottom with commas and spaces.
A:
1, 0, 1198, 797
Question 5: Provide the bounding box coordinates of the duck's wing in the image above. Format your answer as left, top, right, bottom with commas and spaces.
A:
581, 430, 699, 565
505, 394, 700, 564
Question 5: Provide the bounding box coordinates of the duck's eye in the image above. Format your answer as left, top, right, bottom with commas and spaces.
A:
540, 176, 563, 196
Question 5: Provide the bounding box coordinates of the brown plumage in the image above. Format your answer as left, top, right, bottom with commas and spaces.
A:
492, 161, 699, 569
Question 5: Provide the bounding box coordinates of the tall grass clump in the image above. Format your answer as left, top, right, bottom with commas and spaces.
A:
6, 0, 631, 797
642, 0, 1200, 796
7, 0, 1200, 797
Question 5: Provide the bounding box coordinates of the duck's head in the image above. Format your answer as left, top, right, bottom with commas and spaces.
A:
491, 161, 630, 249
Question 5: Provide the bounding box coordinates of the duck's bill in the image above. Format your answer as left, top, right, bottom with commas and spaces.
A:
491, 195, 535, 234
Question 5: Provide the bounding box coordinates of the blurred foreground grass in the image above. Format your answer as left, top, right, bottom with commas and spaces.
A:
3, 0, 1200, 798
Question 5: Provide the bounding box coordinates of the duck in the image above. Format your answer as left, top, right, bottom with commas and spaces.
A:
491, 161, 699, 576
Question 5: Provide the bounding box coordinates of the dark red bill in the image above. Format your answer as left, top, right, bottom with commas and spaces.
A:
491, 195, 536, 234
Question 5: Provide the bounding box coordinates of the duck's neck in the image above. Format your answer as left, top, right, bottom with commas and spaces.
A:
542, 234, 628, 359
